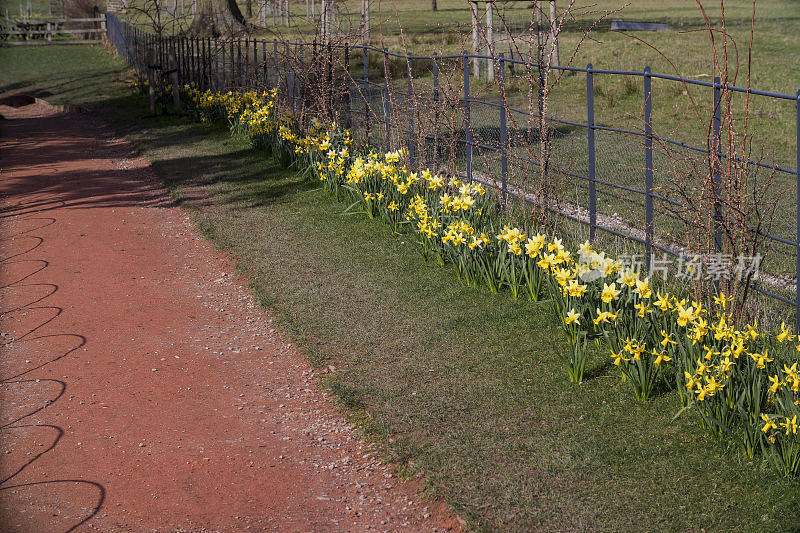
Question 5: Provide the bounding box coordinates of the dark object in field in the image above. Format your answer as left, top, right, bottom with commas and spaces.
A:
610, 20, 668, 31
0, 94, 35, 107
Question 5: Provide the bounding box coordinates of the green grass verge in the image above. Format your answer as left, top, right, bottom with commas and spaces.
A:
4, 45, 800, 531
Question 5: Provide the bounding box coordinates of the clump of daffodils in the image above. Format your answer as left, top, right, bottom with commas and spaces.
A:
168, 81, 800, 480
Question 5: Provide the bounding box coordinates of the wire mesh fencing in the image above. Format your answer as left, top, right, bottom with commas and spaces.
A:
106, 13, 800, 326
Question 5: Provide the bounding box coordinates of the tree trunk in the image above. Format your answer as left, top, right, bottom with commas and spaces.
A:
361, 0, 369, 41
189, 0, 248, 36
432, 0, 437, 11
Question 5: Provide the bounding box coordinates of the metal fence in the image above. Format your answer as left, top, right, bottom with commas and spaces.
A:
105, 13, 800, 327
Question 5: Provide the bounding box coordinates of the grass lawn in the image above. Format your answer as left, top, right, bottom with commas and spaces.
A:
4, 44, 800, 530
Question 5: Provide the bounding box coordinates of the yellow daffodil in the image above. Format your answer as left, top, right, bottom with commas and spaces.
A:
750, 349, 773, 370
654, 291, 671, 311
713, 291, 734, 311
593, 308, 611, 325
768, 375, 783, 394
652, 348, 672, 366
703, 345, 719, 361
567, 279, 587, 298
761, 413, 778, 433
634, 301, 651, 317
780, 415, 798, 435
660, 330, 677, 348
685, 371, 701, 391
634, 278, 652, 299
565, 308, 580, 325
777, 322, 795, 343
676, 305, 694, 327
537, 253, 555, 271
525, 234, 546, 257
745, 321, 759, 340
601, 282, 621, 303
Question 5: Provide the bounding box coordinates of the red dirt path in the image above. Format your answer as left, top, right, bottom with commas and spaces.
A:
0, 100, 461, 532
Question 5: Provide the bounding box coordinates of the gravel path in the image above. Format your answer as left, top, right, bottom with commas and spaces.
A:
0, 98, 460, 532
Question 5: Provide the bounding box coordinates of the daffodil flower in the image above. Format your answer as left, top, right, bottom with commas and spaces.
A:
660, 330, 677, 347
768, 375, 783, 394
654, 291, 671, 311
601, 282, 621, 303
652, 348, 672, 366
750, 349, 774, 369
780, 415, 799, 435
564, 308, 580, 325
777, 321, 795, 343
761, 413, 778, 433
634, 278, 652, 299
676, 305, 694, 327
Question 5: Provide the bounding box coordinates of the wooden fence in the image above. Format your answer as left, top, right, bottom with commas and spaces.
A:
0, 17, 106, 45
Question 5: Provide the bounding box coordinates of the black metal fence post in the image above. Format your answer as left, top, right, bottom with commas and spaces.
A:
262, 40, 267, 86
189, 37, 195, 86
644, 66, 653, 271
177, 37, 183, 85
229, 40, 235, 88
285, 41, 291, 107
221, 40, 226, 88
226, 40, 231, 88
587, 63, 597, 241
207, 37, 212, 89
499, 53, 508, 208
215, 39, 221, 90
327, 42, 333, 118
195, 37, 200, 88
185, 37, 189, 90
186, 37, 197, 83
312, 39, 317, 92
298, 42, 304, 121
795, 89, 800, 331
406, 54, 416, 167
200, 36, 205, 89
188, 37, 193, 86
383, 48, 392, 151
432, 52, 440, 169
273, 39, 278, 89
363, 46, 370, 144
713, 76, 723, 253
463, 51, 472, 183
196, 37, 201, 86
244, 37, 249, 85
189, 37, 194, 88
201, 37, 207, 89
253, 38, 258, 86
344, 43, 351, 128
238, 39, 243, 87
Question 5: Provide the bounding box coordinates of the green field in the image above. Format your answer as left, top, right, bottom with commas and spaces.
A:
4, 43, 800, 530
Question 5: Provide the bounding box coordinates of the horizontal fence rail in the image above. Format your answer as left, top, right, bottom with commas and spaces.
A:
105, 13, 800, 327
1, 17, 106, 44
